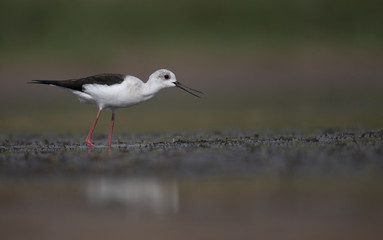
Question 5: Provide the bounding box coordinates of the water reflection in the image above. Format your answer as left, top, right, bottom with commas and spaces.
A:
86, 178, 179, 215
1, 176, 382, 240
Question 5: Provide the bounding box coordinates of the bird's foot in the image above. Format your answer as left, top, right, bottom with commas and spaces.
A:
86, 139, 94, 147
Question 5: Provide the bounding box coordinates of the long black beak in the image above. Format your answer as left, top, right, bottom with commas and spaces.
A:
174, 81, 203, 98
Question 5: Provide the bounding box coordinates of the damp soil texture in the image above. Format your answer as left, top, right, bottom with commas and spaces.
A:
1, 129, 383, 240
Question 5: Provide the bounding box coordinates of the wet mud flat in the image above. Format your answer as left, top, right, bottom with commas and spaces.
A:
1, 129, 383, 177
1, 129, 383, 240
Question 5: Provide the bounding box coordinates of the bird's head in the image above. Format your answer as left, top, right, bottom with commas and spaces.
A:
149, 69, 177, 88
149, 69, 203, 98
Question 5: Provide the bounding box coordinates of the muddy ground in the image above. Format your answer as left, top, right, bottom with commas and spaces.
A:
1, 129, 383, 240
1, 129, 383, 177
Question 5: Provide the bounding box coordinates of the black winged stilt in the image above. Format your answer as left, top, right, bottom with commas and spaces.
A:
29, 69, 202, 147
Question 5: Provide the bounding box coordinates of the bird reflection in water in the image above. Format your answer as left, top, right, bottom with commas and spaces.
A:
86, 178, 179, 215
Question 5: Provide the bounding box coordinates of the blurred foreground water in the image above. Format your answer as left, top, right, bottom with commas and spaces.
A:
0, 175, 382, 240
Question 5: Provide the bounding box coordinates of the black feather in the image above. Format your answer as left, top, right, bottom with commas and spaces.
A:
29, 74, 125, 92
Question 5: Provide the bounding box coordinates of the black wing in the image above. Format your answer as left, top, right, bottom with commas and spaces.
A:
29, 73, 126, 92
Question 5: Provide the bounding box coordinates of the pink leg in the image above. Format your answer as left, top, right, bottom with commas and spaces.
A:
86, 108, 102, 147
107, 112, 115, 147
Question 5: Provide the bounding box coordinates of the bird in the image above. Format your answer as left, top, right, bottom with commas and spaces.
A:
29, 69, 202, 147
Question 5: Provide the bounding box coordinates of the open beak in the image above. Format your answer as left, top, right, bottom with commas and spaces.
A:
174, 81, 203, 98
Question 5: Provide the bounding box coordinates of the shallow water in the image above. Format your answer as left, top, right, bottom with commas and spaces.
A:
1, 176, 382, 240
1, 130, 383, 240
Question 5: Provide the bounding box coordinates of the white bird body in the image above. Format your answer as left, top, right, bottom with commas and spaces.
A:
30, 69, 202, 147
72, 76, 151, 110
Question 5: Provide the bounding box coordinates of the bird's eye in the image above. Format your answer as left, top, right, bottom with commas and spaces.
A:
164, 74, 170, 80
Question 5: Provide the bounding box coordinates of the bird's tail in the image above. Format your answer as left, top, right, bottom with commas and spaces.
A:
28, 80, 62, 86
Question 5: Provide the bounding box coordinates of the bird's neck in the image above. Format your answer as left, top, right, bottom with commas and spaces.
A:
141, 79, 162, 97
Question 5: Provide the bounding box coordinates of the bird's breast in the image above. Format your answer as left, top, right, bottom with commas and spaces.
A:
82, 81, 149, 109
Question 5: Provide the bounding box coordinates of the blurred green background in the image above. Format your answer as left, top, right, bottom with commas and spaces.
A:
1, 0, 382, 136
